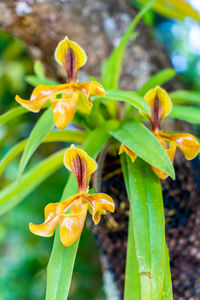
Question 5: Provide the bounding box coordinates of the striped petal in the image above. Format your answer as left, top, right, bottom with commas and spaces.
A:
54, 37, 87, 82
59, 203, 88, 247
144, 86, 172, 131
64, 145, 97, 193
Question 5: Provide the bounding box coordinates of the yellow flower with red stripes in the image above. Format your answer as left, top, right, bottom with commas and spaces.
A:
16, 37, 105, 130
29, 145, 115, 247
119, 86, 200, 180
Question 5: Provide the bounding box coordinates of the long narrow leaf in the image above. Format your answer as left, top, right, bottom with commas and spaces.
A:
110, 119, 175, 179
169, 90, 200, 105
138, 68, 176, 96
105, 89, 150, 114
127, 157, 166, 300
0, 130, 87, 177
18, 107, 54, 178
102, 0, 156, 90
121, 155, 140, 300
46, 124, 112, 300
127, 157, 151, 300
163, 244, 173, 300
169, 105, 200, 124
0, 149, 65, 215
0, 107, 28, 126
143, 160, 165, 299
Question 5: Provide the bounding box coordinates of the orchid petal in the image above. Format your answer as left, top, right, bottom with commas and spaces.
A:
144, 86, 172, 130
119, 144, 137, 163
59, 203, 88, 247
151, 142, 176, 180
29, 202, 62, 237
15, 84, 68, 112
160, 132, 200, 160
75, 81, 105, 114
54, 37, 87, 82
64, 145, 97, 193
84, 193, 115, 225
51, 89, 79, 130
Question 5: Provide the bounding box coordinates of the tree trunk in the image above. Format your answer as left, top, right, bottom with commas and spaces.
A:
1, 1, 200, 299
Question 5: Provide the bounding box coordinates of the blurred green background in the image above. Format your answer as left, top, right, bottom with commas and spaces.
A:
1, 1, 200, 298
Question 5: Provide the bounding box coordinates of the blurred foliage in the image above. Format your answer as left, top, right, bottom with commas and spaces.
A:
132, 0, 200, 23
0, 31, 105, 300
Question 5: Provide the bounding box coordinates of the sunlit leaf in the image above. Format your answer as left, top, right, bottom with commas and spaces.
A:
18, 107, 54, 179
138, 69, 176, 96
110, 119, 175, 179
135, 0, 200, 23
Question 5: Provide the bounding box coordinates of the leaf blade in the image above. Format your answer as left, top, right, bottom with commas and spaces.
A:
106, 89, 150, 114
168, 105, 200, 124
110, 119, 175, 179
138, 68, 176, 96
0, 149, 65, 216
18, 107, 54, 178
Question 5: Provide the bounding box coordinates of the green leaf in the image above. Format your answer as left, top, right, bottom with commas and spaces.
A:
121, 155, 140, 300
34, 60, 45, 79
138, 68, 176, 96
142, 160, 165, 299
102, 0, 156, 90
0, 149, 65, 216
169, 105, 200, 124
135, 0, 200, 23
105, 89, 150, 114
0, 107, 28, 126
46, 123, 112, 300
18, 107, 54, 179
169, 90, 200, 105
26, 75, 58, 87
110, 119, 175, 179
127, 157, 151, 299
0, 130, 87, 177
46, 175, 78, 300
127, 157, 166, 300
163, 244, 173, 300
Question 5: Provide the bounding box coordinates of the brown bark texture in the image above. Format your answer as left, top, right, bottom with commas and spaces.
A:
1, 0, 200, 299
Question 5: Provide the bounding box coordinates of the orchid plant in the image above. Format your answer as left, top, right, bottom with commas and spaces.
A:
1, 1, 200, 299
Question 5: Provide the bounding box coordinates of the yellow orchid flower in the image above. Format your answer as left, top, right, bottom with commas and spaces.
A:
29, 145, 115, 247
119, 86, 200, 180
15, 37, 105, 130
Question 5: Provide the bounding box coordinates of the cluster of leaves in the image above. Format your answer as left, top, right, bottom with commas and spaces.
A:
1, 0, 200, 299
